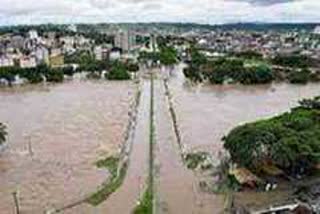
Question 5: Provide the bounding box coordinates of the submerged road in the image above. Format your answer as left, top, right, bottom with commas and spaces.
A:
98, 80, 151, 213
154, 72, 223, 214
65, 70, 222, 214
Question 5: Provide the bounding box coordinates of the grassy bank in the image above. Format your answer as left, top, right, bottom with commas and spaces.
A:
86, 157, 128, 206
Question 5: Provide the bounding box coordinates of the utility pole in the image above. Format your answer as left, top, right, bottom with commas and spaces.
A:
12, 191, 20, 214
28, 137, 33, 157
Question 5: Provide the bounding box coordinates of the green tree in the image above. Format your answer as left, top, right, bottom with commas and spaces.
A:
46, 69, 64, 82
272, 54, 310, 68
159, 46, 177, 66
105, 61, 130, 80
288, 68, 311, 84
223, 97, 320, 174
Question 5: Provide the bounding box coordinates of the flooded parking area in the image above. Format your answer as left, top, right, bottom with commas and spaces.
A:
169, 64, 320, 159
0, 80, 135, 213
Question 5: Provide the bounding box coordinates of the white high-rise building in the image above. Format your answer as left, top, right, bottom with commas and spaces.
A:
114, 30, 135, 53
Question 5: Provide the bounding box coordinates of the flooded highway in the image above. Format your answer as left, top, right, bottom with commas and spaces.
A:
97, 80, 150, 213
154, 75, 223, 214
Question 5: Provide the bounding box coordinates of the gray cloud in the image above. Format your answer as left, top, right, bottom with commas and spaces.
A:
0, 0, 318, 25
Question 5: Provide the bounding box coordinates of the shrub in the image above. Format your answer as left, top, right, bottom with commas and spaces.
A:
46, 69, 64, 82
105, 62, 130, 80
288, 68, 311, 84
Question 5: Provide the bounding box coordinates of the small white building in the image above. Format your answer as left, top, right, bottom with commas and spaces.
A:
50, 48, 62, 57
28, 30, 39, 40
20, 56, 37, 68
0, 56, 14, 67
35, 46, 49, 64
109, 49, 121, 61
60, 36, 76, 53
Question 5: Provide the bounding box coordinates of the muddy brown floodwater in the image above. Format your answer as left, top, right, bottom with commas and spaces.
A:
169, 64, 320, 160
1, 64, 320, 214
0, 79, 135, 213
154, 76, 223, 214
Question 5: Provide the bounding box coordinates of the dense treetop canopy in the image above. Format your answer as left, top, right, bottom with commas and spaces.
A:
223, 96, 320, 175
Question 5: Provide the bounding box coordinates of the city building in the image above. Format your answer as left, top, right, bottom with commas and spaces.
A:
0, 56, 14, 67
114, 30, 136, 53
49, 54, 64, 67
28, 30, 39, 40
20, 56, 37, 68
34, 45, 49, 65
109, 48, 121, 61
94, 46, 110, 61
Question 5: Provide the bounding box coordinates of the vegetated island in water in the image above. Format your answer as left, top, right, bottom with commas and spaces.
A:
219, 96, 320, 213
183, 48, 320, 85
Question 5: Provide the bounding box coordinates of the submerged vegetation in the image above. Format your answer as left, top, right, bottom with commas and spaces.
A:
0, 64, 68, 85
133, 186, 153, 214
184, 48, 319, 85
86, 157, 128, 206
184, 48, 274, 85
105, 61, 131, 80
223, 96, 320, 176
184, 152, 213, 171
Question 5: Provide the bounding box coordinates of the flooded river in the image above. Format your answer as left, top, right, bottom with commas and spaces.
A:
169, 64, 320, 159
0, 79, 135, 213
1, 64, 320, 214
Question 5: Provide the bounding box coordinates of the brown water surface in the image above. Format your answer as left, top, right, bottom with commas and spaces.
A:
169, 64, 320, 159
0, 80, 134, 213
154, 77, 223, 214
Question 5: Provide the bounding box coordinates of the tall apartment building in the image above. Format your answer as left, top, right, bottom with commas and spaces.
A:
114, 30, 135, 53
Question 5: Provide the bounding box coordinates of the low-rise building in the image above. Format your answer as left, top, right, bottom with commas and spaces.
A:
49, 54, 64, 67
0, 56, 14, 67
35, 45, 49, 65
94, 46, 110, 61
20, 56, 37, 68
109, 49, 121, 61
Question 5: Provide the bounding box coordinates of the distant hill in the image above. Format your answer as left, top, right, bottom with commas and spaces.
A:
137, 22, 320, 32
1, 22, 319, 35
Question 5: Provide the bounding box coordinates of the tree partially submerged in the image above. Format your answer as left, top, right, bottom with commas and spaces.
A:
105, 61, 131, 80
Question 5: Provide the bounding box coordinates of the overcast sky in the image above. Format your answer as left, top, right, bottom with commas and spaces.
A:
0, 0, 319, 26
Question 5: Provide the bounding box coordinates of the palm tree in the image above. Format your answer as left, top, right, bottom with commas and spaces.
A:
0, 123, 7, 145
